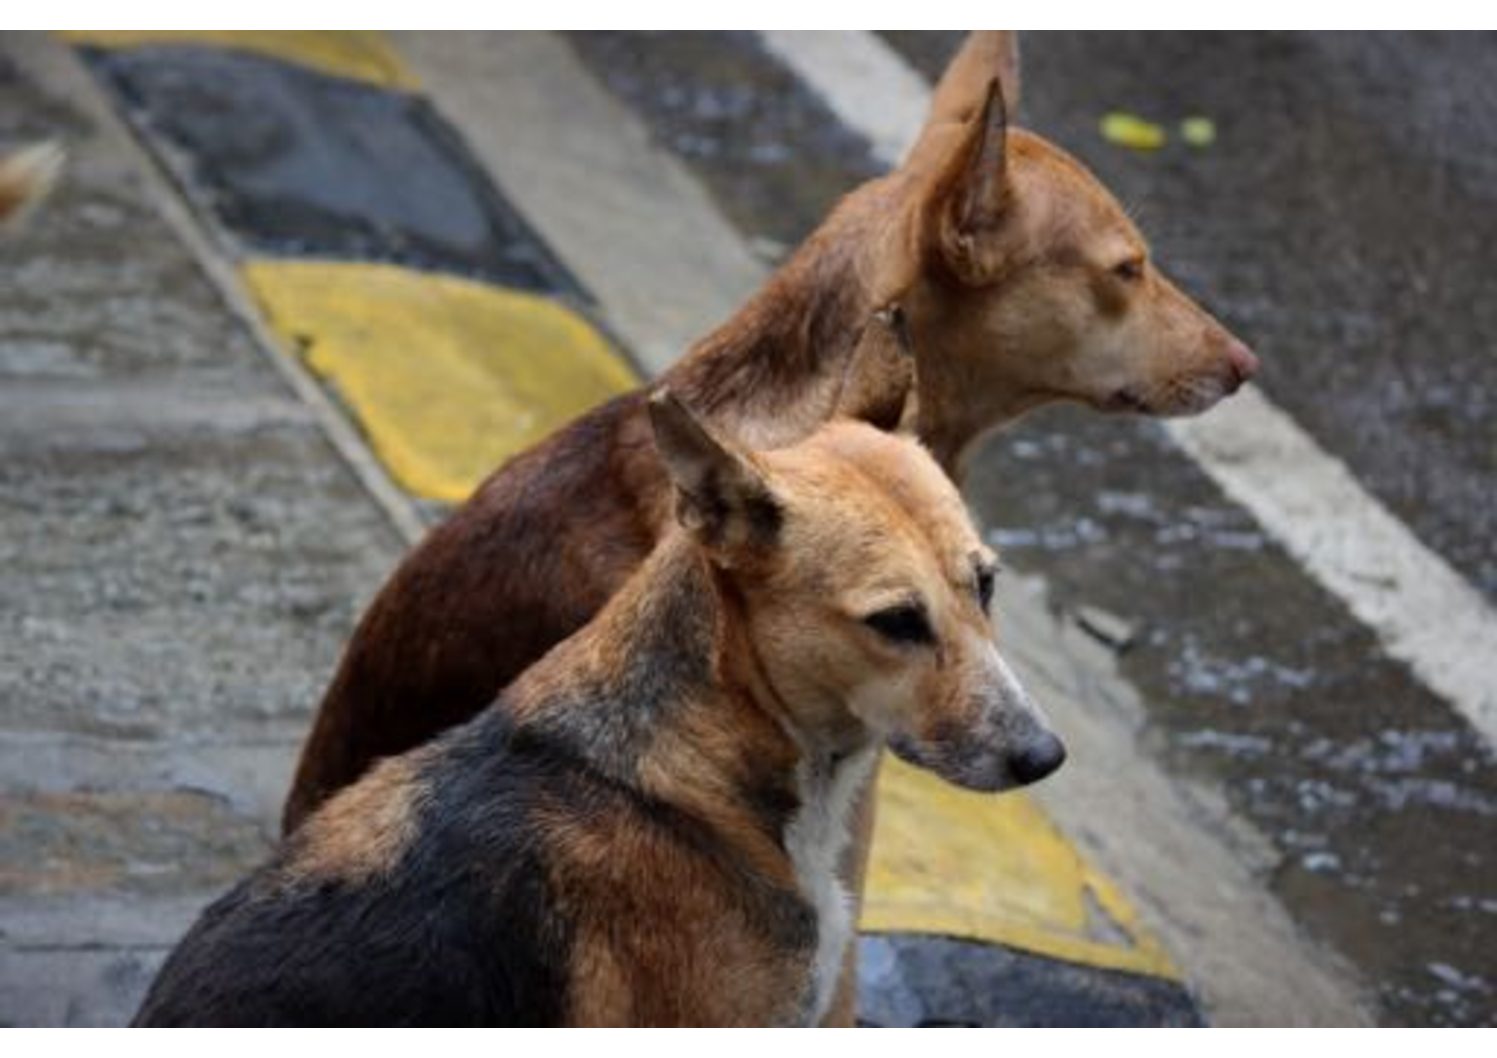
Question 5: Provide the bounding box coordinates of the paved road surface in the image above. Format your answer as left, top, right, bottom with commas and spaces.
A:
1, 31, 1492, 1026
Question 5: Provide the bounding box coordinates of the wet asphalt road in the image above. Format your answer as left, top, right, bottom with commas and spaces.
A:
568, 31, 1497, 1025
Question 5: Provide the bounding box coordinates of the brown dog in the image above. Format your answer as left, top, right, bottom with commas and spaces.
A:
135, 395, 1061, 1026
283, 33, 1255, 833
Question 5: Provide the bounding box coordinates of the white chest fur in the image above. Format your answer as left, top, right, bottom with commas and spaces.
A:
783, 744, 879, 1026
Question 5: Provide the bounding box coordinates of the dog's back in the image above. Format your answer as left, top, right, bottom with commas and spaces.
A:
138, 688, 814, 1026
134, 716, 576, 1026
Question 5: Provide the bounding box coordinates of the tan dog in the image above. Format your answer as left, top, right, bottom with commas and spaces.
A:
135, 395, 1060, 1026
283, 32, 1254, 833
0, 141, 63, 227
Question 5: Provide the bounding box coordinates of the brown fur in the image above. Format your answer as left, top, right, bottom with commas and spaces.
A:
916, 30, 1022, 139
279, 752, 427, 887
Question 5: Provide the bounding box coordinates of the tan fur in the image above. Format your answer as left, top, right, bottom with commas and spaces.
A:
737, 426, 1005, 746
630, 406, 1051, 794
899, 98, 1258, 473
282, 753, 426, 885
914, 30, 1022, 145
827, 307, 918, 429
542, 793, 809, 1026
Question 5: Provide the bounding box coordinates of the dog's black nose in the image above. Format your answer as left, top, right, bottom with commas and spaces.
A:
1010, 731, 1067, 785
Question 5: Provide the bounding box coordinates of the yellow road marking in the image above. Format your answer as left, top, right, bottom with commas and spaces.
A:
863, 754, 1180, 979
242, 259, 637, 503
62, 31, 418, 90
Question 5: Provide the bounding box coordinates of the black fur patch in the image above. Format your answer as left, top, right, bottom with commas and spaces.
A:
136, 705, 814, 1026
135, 716, 573, 1026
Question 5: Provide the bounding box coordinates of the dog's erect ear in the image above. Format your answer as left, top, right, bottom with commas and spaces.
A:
927, 78, 1010, 285
648, 388, 782, 561
981, 31, 1021, 116
0, 141, 65, 228
906, 32, 1019, 167
830, 305, 918, 431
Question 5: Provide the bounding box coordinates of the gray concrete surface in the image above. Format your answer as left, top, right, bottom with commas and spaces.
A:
0, 35, 404, 1025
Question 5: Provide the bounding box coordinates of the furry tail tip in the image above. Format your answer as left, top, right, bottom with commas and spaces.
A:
0, 140, 66, 226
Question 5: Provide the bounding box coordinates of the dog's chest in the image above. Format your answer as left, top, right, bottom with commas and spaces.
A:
783, 745, 878, 1026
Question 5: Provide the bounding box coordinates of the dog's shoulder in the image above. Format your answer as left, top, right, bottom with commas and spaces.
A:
136, 714, 573, 1026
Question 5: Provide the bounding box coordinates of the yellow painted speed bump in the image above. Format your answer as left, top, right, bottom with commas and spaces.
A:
864, 754, 1179, 979
63, 31, 418, 91
244, 260, 638, 503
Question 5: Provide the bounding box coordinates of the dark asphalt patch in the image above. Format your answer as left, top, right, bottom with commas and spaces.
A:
858, 934, 1202, 1027
80, 45, 587, 298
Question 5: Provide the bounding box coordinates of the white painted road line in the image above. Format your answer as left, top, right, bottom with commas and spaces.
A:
758, 29, 1497, 748
1169, 390, 1497, 745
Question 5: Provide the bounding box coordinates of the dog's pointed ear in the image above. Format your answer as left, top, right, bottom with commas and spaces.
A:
927, 78, 1010, 285
985, 31, 1021, 115
906, 31, 1019, 167
648, 388, 782, 562
830, 305, 918, 432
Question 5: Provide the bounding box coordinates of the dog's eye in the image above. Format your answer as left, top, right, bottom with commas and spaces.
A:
864, 604, 935, 646
976, 568, 996, 611
1112, 257, 1145, 282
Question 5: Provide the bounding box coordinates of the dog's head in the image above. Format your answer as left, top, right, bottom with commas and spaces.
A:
648, 390, 1063, 793
900, 35, 1256, 455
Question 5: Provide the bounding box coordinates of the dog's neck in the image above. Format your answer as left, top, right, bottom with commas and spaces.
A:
909, 311, 1045, 481
505, 533, 872, 853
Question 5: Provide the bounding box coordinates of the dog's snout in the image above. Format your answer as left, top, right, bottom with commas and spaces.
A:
1009, 730, 1067, 786
1223, 338, 1259, 390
